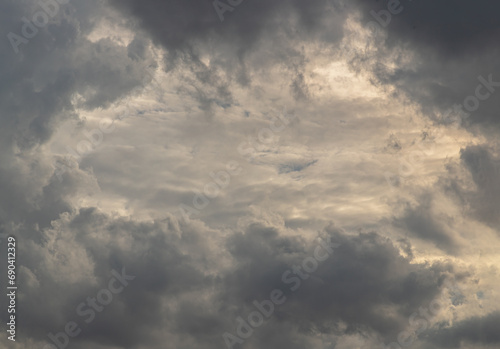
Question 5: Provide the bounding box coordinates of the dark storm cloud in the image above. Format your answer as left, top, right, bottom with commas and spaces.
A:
109, 0, 346, 52
219, 223, 456, 347
352, 0, 500, 130
441, 145, 500, 229
8, 206, 464, 349
427, 311, 500, 348
108, 0, 500, 129
0, 1, 495, 348
354, 0, 500, 56
0, 0, 157, 229
393, 192, 459, 254
0, 1, 173, 347
0, 0, 97, 244
0, 0, 159, 150
108, 0, 347, 108
14, 209, 217, 349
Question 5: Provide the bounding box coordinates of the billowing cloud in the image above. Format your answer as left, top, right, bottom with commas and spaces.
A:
0, 1, 499, 349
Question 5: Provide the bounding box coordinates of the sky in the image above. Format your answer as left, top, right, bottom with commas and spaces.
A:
0, 0, 499, 348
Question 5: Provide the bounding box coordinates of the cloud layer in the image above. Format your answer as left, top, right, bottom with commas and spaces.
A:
0, 1, 498, 349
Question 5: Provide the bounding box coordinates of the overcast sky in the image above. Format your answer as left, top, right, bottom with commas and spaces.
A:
0, 0, 499, 348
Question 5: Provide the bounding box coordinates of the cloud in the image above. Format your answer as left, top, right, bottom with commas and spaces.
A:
351, 0, 500, 131
393, 192, 460, 253
0, 1, 498, 348
442, 145, 500, 229
428, 311, 500, 348
107, 0, 347, 109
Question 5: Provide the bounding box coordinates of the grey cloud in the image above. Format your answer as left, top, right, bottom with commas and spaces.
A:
278, 159, 318, 174
349, 0, 500, 130
218, 223, 457, 346
441, 145, 500, 229
354, 0, 500, 57
108, 0, 347, 107
0, 1, 497, 348
0, 0, 160, 233
393, 192, 460, 254
7, 209, 218, 348
3, 206, 466, 349
427, 311, 500, 348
